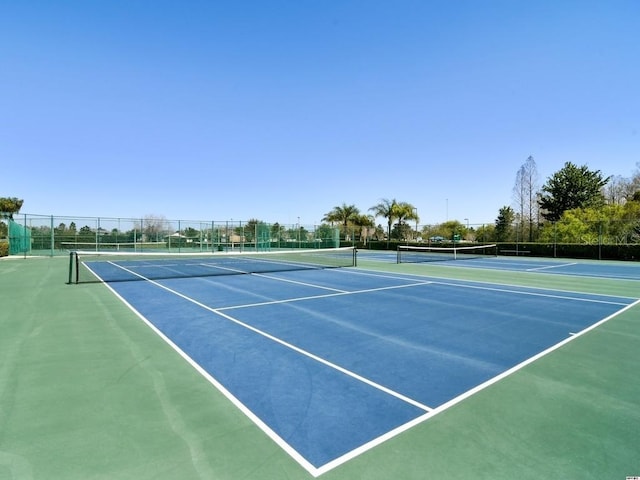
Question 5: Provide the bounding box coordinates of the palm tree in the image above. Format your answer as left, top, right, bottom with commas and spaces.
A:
0, 197, 24, 219
369, 198, 397, 247
393, 202, 419, 240
322, 203, 360, 238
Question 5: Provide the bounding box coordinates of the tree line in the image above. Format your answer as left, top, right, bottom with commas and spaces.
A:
319, 160, 639, 246
496, 158, 640, 244
2, 159, 640, 246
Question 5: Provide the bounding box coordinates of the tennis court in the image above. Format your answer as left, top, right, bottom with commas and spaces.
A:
2, 248, 639, 479
366, 246, 640, 281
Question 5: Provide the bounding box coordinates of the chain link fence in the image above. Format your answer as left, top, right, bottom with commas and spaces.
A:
2, 214, 639, 260
1, 213, 341, 257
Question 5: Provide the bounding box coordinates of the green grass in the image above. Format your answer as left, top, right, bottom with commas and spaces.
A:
1, 256, 639, 479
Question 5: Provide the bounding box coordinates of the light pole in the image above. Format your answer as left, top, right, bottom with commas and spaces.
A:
414, 208, 419, 241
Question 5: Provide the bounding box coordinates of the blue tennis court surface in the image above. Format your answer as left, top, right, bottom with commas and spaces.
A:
90, 262, 637, 475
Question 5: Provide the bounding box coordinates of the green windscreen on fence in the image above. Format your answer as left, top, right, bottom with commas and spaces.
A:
9, 220, 31, 254
256, 223, 271, 251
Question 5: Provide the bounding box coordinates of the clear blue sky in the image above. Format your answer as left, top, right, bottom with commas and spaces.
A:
2, 1, 639, 227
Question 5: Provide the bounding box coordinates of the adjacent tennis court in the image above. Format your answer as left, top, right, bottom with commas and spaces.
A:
2, 248, 639, 479
367, 245, 640, 281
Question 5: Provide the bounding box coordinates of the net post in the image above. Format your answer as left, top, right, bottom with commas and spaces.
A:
68, 251, 75, 284
74, 251, 80, 284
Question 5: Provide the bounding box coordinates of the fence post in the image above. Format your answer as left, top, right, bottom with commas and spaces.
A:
50, 215, 54, 256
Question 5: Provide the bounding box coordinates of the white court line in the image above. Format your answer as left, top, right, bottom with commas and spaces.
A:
344, 267, 639, 302
218, 280, 434, 311
526, 262, 577, 272
251, 272, 349, 293
432, 279, 631, 306
212, 308, 433, 413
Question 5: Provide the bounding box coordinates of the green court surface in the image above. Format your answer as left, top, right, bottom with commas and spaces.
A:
1, 255, 639, 479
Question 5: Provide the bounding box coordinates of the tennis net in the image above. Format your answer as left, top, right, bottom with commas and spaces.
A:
69, 247, 356, 284
397, 244, 497, 264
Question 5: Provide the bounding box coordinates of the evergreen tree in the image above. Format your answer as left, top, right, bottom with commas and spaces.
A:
538, 162, 610, 222
495, 206, 515, 242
